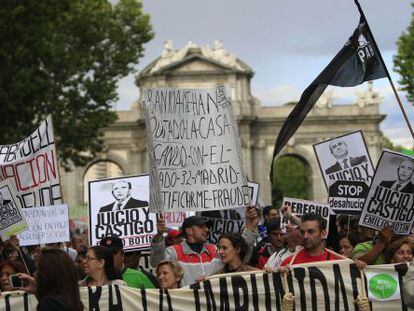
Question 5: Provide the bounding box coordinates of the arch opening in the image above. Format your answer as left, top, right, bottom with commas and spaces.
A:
271, 154, 311, 207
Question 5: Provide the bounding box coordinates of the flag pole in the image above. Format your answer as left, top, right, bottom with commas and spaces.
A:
354, 0, 414, 140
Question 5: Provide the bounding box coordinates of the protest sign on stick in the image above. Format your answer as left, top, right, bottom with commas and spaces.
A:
0, 180, 28, 240
0, 115, 62, 208
88, 174, 157, 251
281, 197, 331, 233
196, 181, 259, 243
313, 131, 374, 214
18, 204, 69, 246
162, 211, 188, 228
359, 150, 414, 235
141, 86, 249, 212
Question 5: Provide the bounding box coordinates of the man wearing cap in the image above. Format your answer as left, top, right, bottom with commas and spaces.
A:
166, 229, 183, 246
150, 207, 259, 286
100, 236, 157, 289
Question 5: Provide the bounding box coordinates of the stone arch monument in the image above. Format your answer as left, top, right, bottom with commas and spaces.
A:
61, 41, 385, 208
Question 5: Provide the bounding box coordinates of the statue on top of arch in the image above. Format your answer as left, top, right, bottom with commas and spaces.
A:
356, 81, 383, 107
150, 40, 245, 73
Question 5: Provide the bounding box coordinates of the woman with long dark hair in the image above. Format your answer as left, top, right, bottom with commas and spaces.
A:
17, 248, 84, 310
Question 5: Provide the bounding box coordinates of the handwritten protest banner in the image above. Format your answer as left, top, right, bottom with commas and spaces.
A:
359, 150, 414, 235
195, 182, 259, 243
141, 86, 249, 212
163, 212, 187, 228
281, 197, 330, 233
0, 115, 62, 208
18, 204, 69, 246
2, 262, 411, 310
313, 131, 374, 214
0, 180, 28, 240
88, 175, 157, 251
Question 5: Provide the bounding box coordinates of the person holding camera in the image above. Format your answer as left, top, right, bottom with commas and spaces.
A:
0, 260, 26, 292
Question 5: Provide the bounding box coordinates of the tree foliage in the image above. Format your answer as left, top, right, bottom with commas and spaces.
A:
381, 134, 405, 153
394, 3, 414, 104
0, 0, 153, 169
272, 156, 310, 207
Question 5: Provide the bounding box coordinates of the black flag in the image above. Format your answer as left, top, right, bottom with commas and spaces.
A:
270, 14, 386, 181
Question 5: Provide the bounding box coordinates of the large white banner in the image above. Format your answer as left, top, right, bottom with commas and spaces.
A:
142, 86, 249, 212
88, 175, 157, 251
313, 131, 374, 215
18, 204, 69, 246
1, 261, 412, 310
0, 115, 62, 208
359, 150, 414, 235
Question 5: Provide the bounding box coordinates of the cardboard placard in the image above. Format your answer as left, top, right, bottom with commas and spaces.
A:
88, 175, 157, 251
18, 204, 69, 246
0, 180, 28, 240
359, 150, 414, 234
142, 86, 249, 212
313, 131, 374, 214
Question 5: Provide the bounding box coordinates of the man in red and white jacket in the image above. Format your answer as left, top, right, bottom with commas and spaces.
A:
150, 207, 259, 286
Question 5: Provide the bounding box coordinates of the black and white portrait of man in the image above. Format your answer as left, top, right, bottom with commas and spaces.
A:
89, 174, 156, 250
379, 159, 414, 193
99, 180, 148, 213
325, 139, 367, 174
313, 131, 374, 190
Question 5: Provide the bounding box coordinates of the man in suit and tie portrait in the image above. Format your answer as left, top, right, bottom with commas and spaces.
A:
99, 180, 148, 213
380, 159, 414, 193
325, 139, 367, 174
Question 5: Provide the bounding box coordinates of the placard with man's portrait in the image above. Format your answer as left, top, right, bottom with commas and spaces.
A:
313, 131, 374, 214
88, 174, 157, 251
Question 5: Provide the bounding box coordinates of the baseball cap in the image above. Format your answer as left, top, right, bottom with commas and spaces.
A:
181, 216, 208, 234
167, 229, 182, 240
99, 236, 124, 251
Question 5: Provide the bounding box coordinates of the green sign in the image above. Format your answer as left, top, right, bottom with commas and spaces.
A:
369, 273, 398, 300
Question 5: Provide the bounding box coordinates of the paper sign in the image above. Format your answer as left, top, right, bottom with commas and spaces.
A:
359, 150, 414, 234
281, 197, 331, 233
142, 86, 249, 212
313, 131, 374, 214
18, 204, 69, 246
0, 180, 28, 240
88, 174, 157, 251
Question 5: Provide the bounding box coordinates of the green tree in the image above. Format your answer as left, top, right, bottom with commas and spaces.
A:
394, 2, 414, 104
381, 134, 405, 153
272, 156, 310, 207
0, 0, 153, 169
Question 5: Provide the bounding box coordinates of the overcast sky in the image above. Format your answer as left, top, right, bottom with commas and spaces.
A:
115, 0, 414, 147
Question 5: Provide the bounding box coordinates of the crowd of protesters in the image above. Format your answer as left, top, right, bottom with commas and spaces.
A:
0, 203, 414, 310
